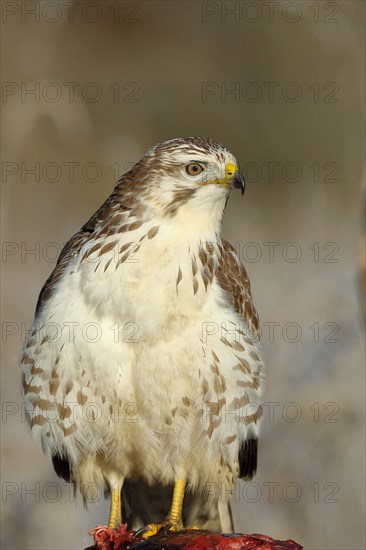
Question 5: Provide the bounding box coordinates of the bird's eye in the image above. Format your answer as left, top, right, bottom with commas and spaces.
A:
186, 163, 204, 176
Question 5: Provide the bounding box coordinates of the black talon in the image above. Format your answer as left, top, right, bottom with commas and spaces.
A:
161, 522, 173, 535
135, 526, 148, 537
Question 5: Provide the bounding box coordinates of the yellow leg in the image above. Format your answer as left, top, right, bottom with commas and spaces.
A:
108, 485, 122, 529
141, 478, 186, 538
168, 479, 185, 525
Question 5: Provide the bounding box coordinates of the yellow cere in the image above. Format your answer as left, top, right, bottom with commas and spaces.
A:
225, 163, 236, 178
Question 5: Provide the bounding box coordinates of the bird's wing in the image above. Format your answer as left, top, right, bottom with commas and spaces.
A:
35, 193, 123, 316
35, 229, 91, 316
217, 239, 260, 340
217, 239, 260, 481
35, 193, 128, 482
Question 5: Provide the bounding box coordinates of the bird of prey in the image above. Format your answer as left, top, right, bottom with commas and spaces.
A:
21, 137, 264, 535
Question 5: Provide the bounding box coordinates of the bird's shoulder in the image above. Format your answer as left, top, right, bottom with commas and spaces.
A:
35, 194, 121, 316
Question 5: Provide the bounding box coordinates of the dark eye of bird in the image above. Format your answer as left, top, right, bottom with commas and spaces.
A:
186, 163, 204, 176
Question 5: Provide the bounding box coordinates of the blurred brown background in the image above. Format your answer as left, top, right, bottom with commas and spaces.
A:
1, 1, 365, 549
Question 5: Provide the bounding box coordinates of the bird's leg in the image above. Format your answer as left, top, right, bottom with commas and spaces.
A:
167, 478, 185, 529
89, 479, 123, 547
108, 481, 122, 529
139, 478, 186, 538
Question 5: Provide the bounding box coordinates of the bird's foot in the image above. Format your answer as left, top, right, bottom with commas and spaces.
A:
136, 518, 184, 539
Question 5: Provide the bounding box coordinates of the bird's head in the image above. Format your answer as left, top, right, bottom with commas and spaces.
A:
118, 137, 245, 221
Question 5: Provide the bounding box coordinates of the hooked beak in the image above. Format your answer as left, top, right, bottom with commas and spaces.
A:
228, 170, 245, 196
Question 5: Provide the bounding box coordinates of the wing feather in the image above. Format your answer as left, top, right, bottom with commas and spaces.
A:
217, 239, 260, 480
217, 239, 260, 339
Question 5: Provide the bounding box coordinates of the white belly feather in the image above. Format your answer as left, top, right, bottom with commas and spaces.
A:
22, 219, 263, 492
